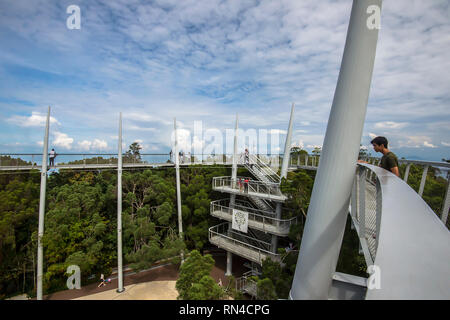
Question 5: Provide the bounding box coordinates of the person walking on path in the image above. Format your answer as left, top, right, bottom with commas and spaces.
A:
49, 148, 56, 167
98, 274, 105, 288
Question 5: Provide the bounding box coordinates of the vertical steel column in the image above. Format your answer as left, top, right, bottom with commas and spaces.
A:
37, 106, 50, 300
305, 155, 308, 167
117, 112, 125, 293
174, 118, 184, 264
403, 163, 411, 183
281, 101, 294, 179
441, 171, 450, 226
226, 114, 239, 276
274, 103, 295, 252
289, 0, 382, 300
418, 165, 429, 197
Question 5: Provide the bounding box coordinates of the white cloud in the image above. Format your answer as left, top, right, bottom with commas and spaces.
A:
52, 131, 73, 149
77, 139, 108, 151
396, 135, 438, 148
374, 121, 408, 130
7, 111, 60, 127
423, 141, 437, 148
270, 129, 287, 135
92, 139, 108, 150
292, 139, 304, 149
442, 142, 450, 147
78, 140, 92, 151
368, 133, 378, 139
128, 125, 157, 132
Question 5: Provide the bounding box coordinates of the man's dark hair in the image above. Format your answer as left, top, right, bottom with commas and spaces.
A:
371, 136, 388, 148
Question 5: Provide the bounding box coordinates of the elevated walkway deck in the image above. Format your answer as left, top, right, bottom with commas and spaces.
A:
209, 223, 281, 265
212, 176, 287, 202
211, 199, 296, 236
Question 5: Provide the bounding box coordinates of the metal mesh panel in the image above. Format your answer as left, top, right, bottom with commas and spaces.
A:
364, 181, 378, 260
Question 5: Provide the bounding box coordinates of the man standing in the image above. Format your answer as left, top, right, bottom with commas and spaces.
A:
49, 148, 56, 167
362, 136, 400, 177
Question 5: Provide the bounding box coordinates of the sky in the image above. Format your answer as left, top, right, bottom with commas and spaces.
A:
0, 0, 449, 161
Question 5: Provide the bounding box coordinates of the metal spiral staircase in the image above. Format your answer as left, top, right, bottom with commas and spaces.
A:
209, 153, 296, 266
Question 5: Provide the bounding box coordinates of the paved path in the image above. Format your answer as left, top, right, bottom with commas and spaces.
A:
36, 251, 246, 300
74, 281, 178, 300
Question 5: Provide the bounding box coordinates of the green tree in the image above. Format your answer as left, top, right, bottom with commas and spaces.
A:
125, 142, 143, 163
312, 146, 321, 156
359, 144, 371, 159
0, 177, 40, 298
256, 278, 277, 300
176, 250, 223, 300
186, 275, 225, 300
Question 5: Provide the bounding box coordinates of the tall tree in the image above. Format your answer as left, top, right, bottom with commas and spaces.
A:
176, 250, 223, 300
125, 142, 142, 163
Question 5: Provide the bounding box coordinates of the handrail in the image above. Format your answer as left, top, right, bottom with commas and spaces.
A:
208, 223, 281, 258
352, 164, 450, 299
290, 154, 450, 228
210, 199, 297, 233
248, 154, 281, 181
212, 176, 285, 200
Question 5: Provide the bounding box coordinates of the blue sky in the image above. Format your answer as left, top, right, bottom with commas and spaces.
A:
0, 0, 449, 161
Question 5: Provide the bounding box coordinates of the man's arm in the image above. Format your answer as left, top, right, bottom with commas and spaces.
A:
390, 166, 400, 177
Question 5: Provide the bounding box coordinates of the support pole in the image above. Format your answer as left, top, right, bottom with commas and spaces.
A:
174, 118, 184, 263
441, 171, 450, 226
37, 106, 50, 300
226, 114, 239, 276
403, 163, 411, 182
274, 103, 295, 252
117, 112, 125, 293
289, 0, 382, 300
280, 103, 295, 180
418, 165, 429, 197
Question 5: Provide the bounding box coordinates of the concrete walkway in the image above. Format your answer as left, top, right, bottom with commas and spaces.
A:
74, 281, 178, 300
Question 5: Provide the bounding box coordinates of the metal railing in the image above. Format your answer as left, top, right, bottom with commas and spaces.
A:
289, 153, 320, 168
350, 165, 381, 266
208, 222, 281, 264
210, 199, 297, 235
236, 270, 258, 298
351, 163, 450, 299
239, 153, 281, 183
351, 162, 450, 265
289, 154, 450, 229
212, 176, 285, 200
0, 153, 286, 170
